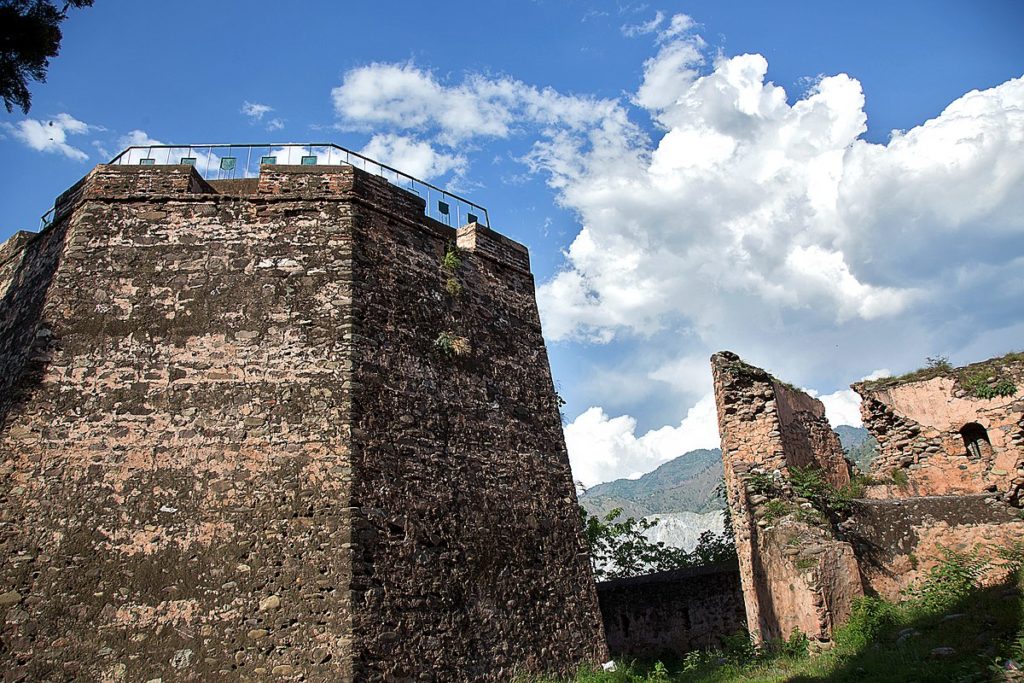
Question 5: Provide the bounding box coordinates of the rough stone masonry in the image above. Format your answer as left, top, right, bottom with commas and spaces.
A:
712, 351, 1024, 645
0, 163, 607, 681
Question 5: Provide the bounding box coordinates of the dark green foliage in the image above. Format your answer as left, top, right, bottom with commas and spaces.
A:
962, 372, 1017, 399
719, 631, 757, 663
779, 629, 810, 658
890, 468, 909, 487
579, 506, 736, 580
433, 331, 469, 356
761, 499, 792, 522
555, 390, 567, 425
788, 465, 857, 516
903, 547, 990, 611
0, 0, 93, 113
434, 331, 456, 355
686, 528, 737, 567
745, 471, 778, 497
441, 244, 462, 272
833, 595, 898, 651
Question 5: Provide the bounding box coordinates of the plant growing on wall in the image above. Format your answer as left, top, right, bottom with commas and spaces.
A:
746, 471, 779, 497
962, 372, 1017, 399
434, 331, 471, 357
441, 244, 462, 272
441, 243, 463, 297
788, 465, 862, 516
436, 244, 470, 355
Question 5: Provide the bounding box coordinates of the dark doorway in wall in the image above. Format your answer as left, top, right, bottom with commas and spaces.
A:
960, 422, 992, 459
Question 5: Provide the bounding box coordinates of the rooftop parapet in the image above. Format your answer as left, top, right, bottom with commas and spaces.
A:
103, 142, 489, 228
38, 156, 532, 275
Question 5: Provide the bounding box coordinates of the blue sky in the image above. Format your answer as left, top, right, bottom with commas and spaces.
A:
2, 0, 1023, 486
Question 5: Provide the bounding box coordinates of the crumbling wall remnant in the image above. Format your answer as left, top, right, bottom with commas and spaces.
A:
714, 350, 1024, 641
711, 352, 862, 644
853, 357, 1024, 502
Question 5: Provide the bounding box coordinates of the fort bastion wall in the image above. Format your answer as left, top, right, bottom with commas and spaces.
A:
0, 163, 606, 681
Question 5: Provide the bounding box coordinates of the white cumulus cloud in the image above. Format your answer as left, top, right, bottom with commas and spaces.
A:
360, 133, 467, 180
3, 113, 97, 161
565, 393, 720, 488
533, 23, 1024, 350
324, 20, 1024, 486
331, 61, 632, 147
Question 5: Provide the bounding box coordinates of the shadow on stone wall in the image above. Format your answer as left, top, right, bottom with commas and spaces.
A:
0, 223, 66, 432
597, 561, 746, 660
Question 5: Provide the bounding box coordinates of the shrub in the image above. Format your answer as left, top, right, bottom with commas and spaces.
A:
789, 465, 826, 501
996, 541, 1024, 573
434, 331, 471, 357
890, 469, 909, 488
747, 471, 778, 496
762, 499, 792, 522
962, 371, 1017, 399
903, 547, 990, 612
441, 245, 462, 272
781, 629, 810, 658
835, 595, 898, 650
789, 465, 855, 516
720, 630, 757, 664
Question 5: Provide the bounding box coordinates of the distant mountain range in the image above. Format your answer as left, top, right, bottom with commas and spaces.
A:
578, 426, 874, 551
579, 448, 725, 519
834, 425, 878, 472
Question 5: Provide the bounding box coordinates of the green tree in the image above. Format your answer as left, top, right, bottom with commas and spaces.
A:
0, 0, 93, 114
579, 505, 736, 580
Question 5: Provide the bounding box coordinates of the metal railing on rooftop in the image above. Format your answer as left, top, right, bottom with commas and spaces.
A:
100, 142, 489, 228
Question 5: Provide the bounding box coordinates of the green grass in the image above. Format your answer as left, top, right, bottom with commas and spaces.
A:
860, 350, 1023, 397
526, 568, 1024, 683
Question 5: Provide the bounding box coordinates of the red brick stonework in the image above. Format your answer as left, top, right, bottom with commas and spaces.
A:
0, 164, 607, 681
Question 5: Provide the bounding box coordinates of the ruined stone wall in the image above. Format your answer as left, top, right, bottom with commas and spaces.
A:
596, 563, 745, 659
853, 358, 1024, 501
0, 164, 605, 681
843, 495, 1024, 599
711, 353, 862, 644
775, 383, 850, 489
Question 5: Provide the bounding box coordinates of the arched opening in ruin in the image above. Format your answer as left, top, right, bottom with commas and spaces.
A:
960, 422, 993, 459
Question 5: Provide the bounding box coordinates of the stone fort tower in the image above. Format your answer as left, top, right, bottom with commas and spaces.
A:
0, 146, 607, 681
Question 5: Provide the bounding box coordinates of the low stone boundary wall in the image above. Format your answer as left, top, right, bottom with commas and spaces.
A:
596, 562, 745, 659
